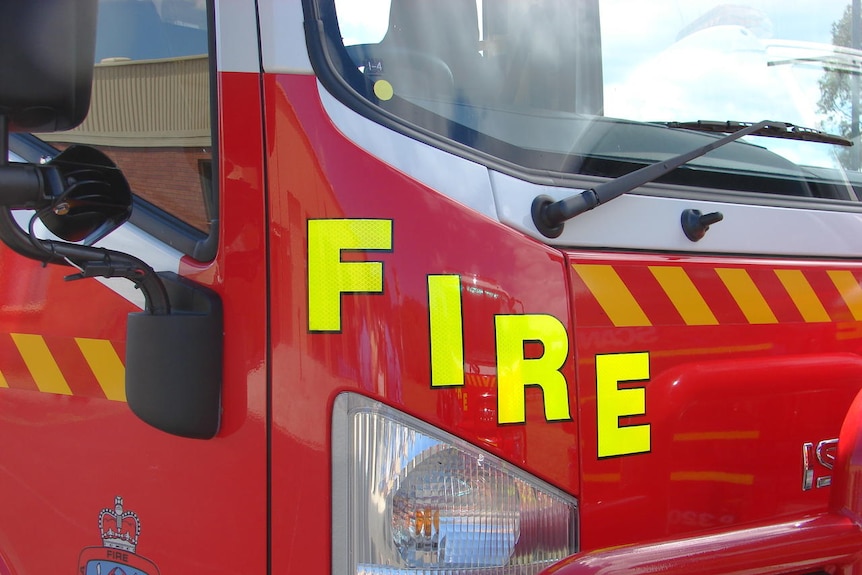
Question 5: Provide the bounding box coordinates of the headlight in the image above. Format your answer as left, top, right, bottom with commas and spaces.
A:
332, 393, 578, 574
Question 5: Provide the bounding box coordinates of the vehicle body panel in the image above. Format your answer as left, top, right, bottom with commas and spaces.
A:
2, 0, 862, 573
0, 69, 269, 575
266, 71, 579, 573
568, 250, 862, 548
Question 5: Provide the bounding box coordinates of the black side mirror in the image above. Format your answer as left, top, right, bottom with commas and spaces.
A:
0, 0, 223, 440
0, 1, 98, 132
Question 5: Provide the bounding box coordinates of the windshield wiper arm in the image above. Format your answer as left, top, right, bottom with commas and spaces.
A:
531, 120, 852, 238
663, 120, 852, 146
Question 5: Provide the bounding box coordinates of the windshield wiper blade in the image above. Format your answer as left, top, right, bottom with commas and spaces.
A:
663, 120, 852, 146
530, 119, 851, 238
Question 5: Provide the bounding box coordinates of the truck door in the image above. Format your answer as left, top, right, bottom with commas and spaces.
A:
0, 2, 267, 573
280, 0, 862, 571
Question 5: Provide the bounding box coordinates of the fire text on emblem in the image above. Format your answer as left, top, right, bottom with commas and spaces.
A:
77, 496, 161, 575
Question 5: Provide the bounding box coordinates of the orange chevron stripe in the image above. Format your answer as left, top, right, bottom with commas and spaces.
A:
574, 263, 860, 327
572, 264, 651, 327
649, 266, 718, 326
0, 333, 126, 401
715, 268, 778, 324
10, 333, 73, 395
828, 270, 862, 321
76, 338, 126, 401
774, 269, 831, 322
464, 373, 497, 388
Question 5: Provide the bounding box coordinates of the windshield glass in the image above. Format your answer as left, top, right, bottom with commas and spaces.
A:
328, 0, 862, 199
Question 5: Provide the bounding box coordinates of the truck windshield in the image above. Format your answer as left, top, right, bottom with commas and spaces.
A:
328, 0, 862, 197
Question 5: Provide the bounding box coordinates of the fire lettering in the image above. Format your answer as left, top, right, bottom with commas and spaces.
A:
495, 314, 571, 424
428, 274, 465, 387
306, 220, 575, 427
595, 352, 651, 458
307, 219, 393, 332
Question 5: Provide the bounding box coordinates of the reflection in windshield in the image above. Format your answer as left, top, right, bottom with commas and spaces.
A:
603, 2, 861, 171
330, 0, 862, 197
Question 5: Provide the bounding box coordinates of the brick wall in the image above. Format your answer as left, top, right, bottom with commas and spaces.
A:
55, 144, 212, 232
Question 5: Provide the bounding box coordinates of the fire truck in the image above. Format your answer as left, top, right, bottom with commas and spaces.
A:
3, 0, 862, 573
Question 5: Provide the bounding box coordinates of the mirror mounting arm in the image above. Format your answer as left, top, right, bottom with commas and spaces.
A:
0, 116, 59, 208
0, 206, 171, 314
0, 164, 60, 207
59, 244, 171, 315
0, 113, 170, 315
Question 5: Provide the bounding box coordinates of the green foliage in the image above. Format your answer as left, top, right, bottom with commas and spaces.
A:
817, 4, 860, 168
817, 6, 852, 129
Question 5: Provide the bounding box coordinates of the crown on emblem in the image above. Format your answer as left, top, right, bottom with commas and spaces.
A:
98, 496, 141, 553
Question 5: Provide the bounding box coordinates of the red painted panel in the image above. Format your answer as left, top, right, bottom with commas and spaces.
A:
265, 73, 579, 574
569, 251, 862, 550
0, 70, 268, 574
262, 70, 862, 571
544, 514, 862, 575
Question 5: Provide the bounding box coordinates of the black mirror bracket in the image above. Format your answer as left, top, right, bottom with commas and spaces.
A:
0, 204, 171, 316
0, 111, 170, 311
0, 163, 61, 208
0, 115, 60, 208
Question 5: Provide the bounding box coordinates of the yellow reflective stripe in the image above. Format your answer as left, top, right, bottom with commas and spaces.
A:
649, 266, 718, 325
828, 270, 862, 321
576, 264, 861, 326
774, 269, 830, 322
75, 337, 126, 402
10, 334, 72, 395
715, 268, 778, 324
573, 265, 651, 327
0, 369, 7, 388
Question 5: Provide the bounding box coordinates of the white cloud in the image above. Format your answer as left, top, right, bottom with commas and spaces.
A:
602, 1, 854, 167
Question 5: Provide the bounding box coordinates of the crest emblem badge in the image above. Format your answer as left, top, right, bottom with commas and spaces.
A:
78, 496, 160, 575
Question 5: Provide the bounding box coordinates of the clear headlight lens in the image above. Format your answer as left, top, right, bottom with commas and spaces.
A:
332, 393, 578, 575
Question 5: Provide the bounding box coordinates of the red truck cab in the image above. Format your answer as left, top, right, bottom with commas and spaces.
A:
2, 1, 862, 574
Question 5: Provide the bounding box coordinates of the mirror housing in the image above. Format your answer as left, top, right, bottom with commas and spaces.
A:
0, 1, 98, 132
126, 273, 223, 439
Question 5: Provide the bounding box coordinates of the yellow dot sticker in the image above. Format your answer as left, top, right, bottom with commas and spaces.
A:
373, 79, 394, 101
